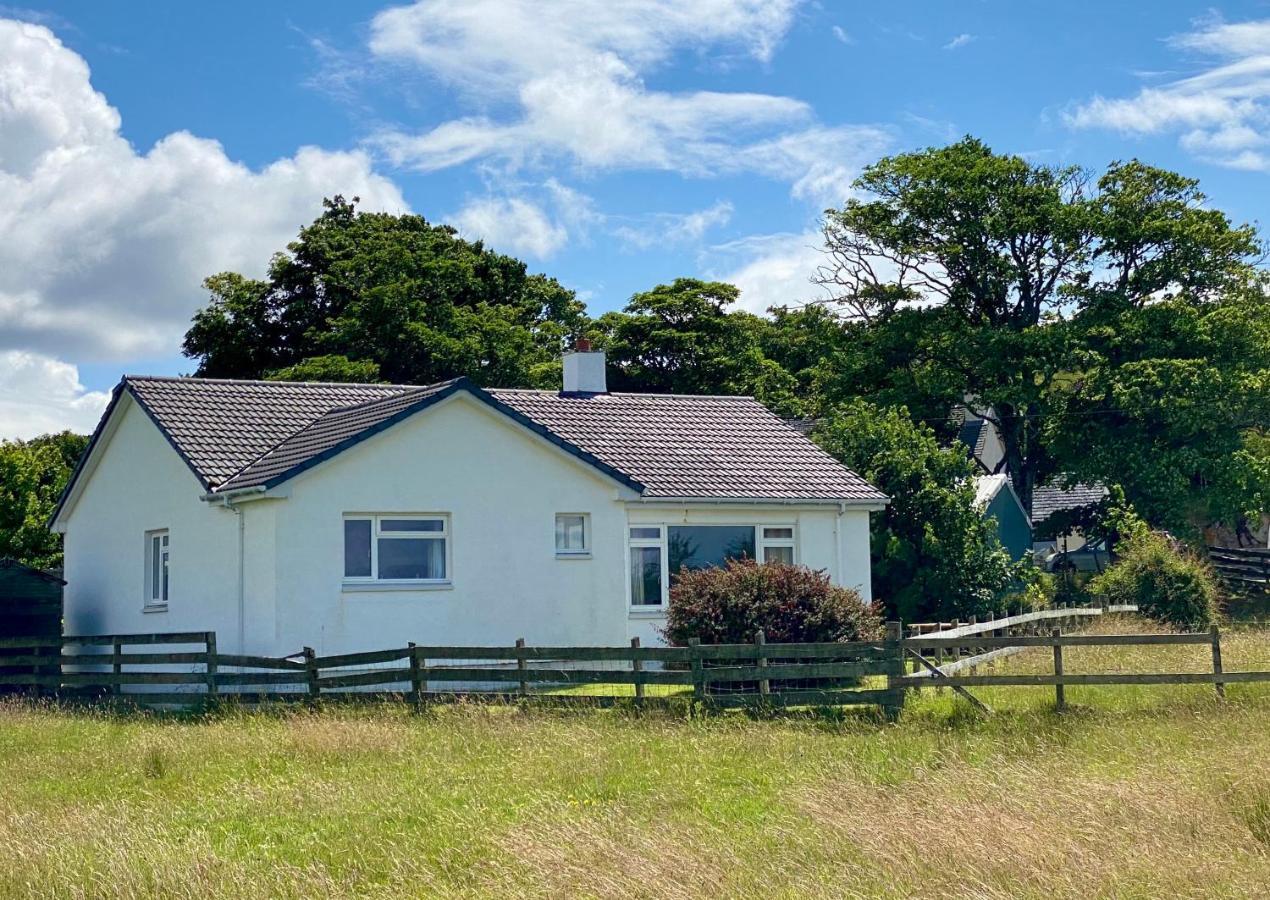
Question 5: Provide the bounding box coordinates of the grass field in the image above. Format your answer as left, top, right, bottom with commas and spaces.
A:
2, 620, 1269, 899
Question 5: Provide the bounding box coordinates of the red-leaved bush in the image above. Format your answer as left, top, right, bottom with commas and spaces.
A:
661, 559, 884, 645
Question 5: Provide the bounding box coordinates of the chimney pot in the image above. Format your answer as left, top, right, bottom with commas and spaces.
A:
575, 337, 592, 352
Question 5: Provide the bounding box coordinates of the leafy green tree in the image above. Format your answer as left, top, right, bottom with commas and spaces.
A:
813, 399, 1019, 621
1044, 288, 1270, 534
0, 432, 88, 570
265, 355, 384, 384
184, 197, 586, 388
817, 138, 1264, 525
591, 278, 804, 416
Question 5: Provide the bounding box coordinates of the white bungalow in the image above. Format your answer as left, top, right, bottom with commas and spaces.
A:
50, 346, 886, 656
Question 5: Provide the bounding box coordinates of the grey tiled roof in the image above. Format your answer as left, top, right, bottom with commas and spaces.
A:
1031, 481, 1109, 526
127, 377, 403, 488
491, 390, 886, 501
117, 376, 886, 503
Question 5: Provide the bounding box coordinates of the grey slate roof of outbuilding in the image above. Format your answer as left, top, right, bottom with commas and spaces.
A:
1031, 482, 1109, 526
118, 376, 886, 503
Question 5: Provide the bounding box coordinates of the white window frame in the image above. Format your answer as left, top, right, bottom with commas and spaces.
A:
144, 529, 169, 610
759, 525, 797, 565
555, 513, 591, 557
628, 525, 668, 610
342, 514, 451, 586
626, 523, 799, 611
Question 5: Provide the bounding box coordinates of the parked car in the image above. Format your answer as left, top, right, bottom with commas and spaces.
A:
1042, 541, 1111, 573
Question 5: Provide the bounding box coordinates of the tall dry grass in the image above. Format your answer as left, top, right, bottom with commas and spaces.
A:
0, 623, 1267, 898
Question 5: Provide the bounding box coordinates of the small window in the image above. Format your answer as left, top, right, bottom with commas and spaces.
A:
144, 529, 169, 607
628, 525, 665, 607
555, 514, 589, 555
344, 515, 449, 582
760, 525, 796, 565
630, 546, 663, 606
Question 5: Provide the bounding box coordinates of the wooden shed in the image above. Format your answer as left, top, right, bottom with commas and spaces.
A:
0, 559, 64, 692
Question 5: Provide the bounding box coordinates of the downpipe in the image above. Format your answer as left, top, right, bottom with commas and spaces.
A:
221, 496, 245, 655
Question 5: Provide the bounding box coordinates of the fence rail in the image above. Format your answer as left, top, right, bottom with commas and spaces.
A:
897, 623, 1240, 710
4, 604, 1265, 717
1209, 545, 1270, 591
0, 629, 908, 715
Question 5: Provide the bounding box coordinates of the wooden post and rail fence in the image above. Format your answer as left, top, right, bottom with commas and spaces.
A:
0, 603, 1264, 715
1207, 545, 1270, 595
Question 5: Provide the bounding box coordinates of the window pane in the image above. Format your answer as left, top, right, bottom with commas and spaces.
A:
150, 535, 161, 600
556, 515, 586, 551
629, 527, 661, 540
378, 538, 446, 579
343, 519, 372, 577
160, 546, 169, 602
630, 546, 662, 605
763, 545, 795, 565
668, 526, 755, 580
763, 527, 794, 540
380, 518, 444, 533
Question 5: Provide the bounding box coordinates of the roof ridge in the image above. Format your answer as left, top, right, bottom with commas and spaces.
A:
123, 374, 421, 390
320, 378, 460, 418
487, 388, 756, 401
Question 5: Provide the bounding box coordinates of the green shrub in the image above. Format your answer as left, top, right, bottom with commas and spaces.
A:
1089, 531, 1220, 628
662, 559, 885, 645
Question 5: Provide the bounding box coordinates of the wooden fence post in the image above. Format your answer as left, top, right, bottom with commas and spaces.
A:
515, 638, 528, 699
755, 630, 770, 698
630, 637, 644, 707
688, 638, 704, 709
1210, 624, 1225, 699
111, 637, 123, 697
883, 620, 905, 721
407, 642, 422, 709
205, 632, 219, 701
303, 646, 319, 708
1051, 627, 1065, 711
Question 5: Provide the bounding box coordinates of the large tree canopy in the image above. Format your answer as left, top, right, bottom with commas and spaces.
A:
815, 137, 1267, 534
590, 278, 803, 416
183, 197, 586, 387
813, 400, 1021, 621
0, 432, 88, 570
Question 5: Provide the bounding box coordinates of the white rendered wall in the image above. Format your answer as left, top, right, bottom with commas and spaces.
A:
266, 393, 632, 655
60, 398, 243, 648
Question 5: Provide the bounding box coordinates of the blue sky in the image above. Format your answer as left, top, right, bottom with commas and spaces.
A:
1, 1, 1267, 437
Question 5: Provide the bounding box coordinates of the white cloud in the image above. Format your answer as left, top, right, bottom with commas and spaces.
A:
369, 0, 799, 95
707, 230, 829, 315
612, 201, 734, 250
943, 33, 975, 50
831, 25, 852, 45
366, 0, 888, 200
449, 178, 603, 259
1065, 16, 1270, 171
452, 195, 569, 258
0, 350, 110, 438
0, 19, 408, 362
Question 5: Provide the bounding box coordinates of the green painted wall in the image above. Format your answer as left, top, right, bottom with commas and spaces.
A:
985, 491, 1032, 561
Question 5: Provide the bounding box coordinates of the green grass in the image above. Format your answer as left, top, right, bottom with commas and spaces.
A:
2, 622, 1269, 898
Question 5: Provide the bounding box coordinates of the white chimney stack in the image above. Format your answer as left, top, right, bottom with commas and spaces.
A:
562, 338, 607, 394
